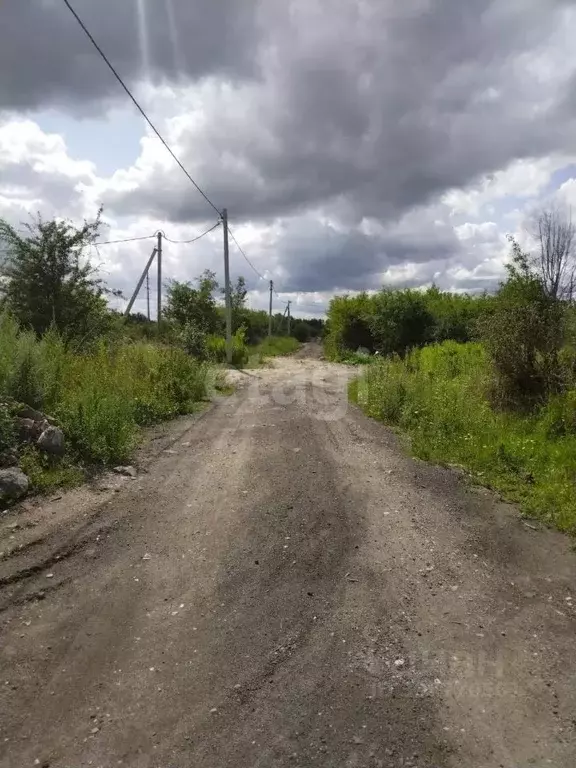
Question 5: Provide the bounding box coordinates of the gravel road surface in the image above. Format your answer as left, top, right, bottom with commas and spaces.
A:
1, 344, 575, 768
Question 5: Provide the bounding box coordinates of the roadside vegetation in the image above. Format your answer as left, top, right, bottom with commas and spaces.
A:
0, 211, 319, 499
338, 206, 576, 534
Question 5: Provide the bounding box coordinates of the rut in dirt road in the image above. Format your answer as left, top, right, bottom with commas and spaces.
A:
1, 344, 575, 768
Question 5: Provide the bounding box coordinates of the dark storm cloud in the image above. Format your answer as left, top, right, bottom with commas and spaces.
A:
0, 0, 258, 112
97, 0, 576, 228
2, 0, 576, 297
266, 215, 463, 293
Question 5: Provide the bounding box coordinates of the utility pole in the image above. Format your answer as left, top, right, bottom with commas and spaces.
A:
222, 209, 233, 364
124, 247, 157, 317
268, 280, 273, 337
287, 301, 292, 337
157, 231, 163, 325
146, 269, 150, 321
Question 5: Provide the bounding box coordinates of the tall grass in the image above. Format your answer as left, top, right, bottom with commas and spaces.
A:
0, 314, 213, 465
206, 329, 250, 367
250, 336, 300, 365
352, 341, 576, 534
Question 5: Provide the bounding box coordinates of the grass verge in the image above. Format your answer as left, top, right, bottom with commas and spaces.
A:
0, 315, 221, 491
351, 340, 576, 534
247, 336, 300, 367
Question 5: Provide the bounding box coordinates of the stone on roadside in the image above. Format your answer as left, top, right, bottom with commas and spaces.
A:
0, 449, 18, 468
15, 405, 45, 422
113, 466, 137, 478
15, 417, 37, 442
0, 468, 30, 501
37, 426, 65, 457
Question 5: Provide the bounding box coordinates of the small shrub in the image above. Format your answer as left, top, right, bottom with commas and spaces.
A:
206, 334, 226, 362
252, 336, 300, 363
538, 390, 576, 438
352, 341, 576, 534
206, 330, 250, 367
59, 390, 138, 465
479, 238, 565, 411
179, 321, 208, 359
7, 333, 44, 409
0, 404, 15, 454
19, 447, 84, 493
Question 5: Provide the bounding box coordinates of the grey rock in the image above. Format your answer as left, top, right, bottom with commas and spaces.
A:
0, 449, 19, 468
0, 468, 29, 500
113, 465, 137, 478
16, 406, 45, 422
37, 426, 65, 456
15, 417, 39, 442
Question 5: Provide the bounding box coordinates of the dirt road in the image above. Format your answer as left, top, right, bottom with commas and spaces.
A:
1, 344, 575, 768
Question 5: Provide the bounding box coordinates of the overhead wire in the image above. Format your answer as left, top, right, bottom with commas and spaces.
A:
96, 234, 156, 246
62, 0, 221, 218
62, 0, 293, 303
96, 222, 220, 247
226, 226, 267, 282
159, 221, 221, 244
227, 226, 290, 305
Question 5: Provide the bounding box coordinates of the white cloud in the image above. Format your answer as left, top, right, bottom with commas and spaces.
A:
442, 156, 570, 217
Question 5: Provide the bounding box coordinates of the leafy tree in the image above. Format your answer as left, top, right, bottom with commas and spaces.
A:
424, 286, 493, 344
479, 236, 565, 410
324, 293, 376, 358
229, 276, 247, 324
292, 320, 311, 343
240, 309, 269, 344
223, 275, 254, 335
164, 270, 220, 334
0, 209, 113, 342
370, 289, 435, 357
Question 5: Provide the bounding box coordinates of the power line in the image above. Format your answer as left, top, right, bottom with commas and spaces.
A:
226, 226, 266, 282
227, 226, 289, 305
96, 234, 156, 246
159, 221, 221, 244
96, 222, 220, 247
62, 0, 294, 305
62, 0, 221, 218
273, 287, 289, 304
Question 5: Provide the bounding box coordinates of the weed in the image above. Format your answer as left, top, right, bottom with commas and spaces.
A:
353, 341, 576, 534
0, 315, 214, 468
247, 336, 300, 367
19, 447, 84, 493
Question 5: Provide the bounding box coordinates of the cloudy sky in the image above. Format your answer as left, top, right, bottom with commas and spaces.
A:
2, 0, 576, 318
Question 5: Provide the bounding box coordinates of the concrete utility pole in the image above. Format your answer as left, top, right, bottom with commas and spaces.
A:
124, 247, 157, 317
287, 300, 292, 337
157, 231, 163, 324
222, 209, 233, 364
268, 280, 274, 337
146, 269, 150, 321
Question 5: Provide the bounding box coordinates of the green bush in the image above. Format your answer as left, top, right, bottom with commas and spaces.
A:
324, 287, 494, 361
19, 447, 84, 492
292, 321, 311, 343
0, 404, 15, 455
0, 315, 214, 466
5, 330, 44, 409
324, 293, 375, 359
353, 341, 576, 534
179, 321, 208, 360
479, 238, 565, 411
341, 351, 374, 366
206, 329, 249, 367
